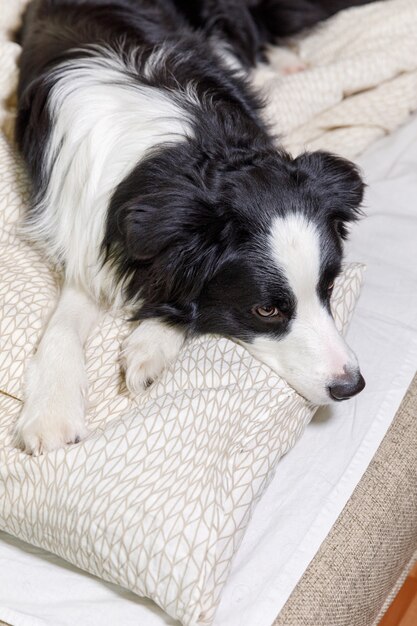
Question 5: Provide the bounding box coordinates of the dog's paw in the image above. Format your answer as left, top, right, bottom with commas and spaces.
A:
121, 320, 184, 397
281, 62, 307, 75
14, 402, 87, 455
14, 356, 87, 455
269, 48, 308, 76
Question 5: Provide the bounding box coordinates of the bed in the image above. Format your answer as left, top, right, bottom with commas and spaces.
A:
0, 107, 416, 626
1, 1, 417, 625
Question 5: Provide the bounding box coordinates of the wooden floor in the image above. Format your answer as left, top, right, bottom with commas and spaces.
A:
380, 562, 417, 626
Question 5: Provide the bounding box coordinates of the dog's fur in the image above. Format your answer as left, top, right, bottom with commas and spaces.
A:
14, 0, 369, 454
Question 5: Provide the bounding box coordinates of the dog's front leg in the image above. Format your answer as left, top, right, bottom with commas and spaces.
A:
14, 284, 99, 455
121, 319, 185, 396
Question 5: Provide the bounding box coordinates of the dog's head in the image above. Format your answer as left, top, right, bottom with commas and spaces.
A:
117, 148, 365, 405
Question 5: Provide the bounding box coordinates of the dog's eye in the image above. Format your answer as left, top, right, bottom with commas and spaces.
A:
253, 306, 286, 321
327, 281, 335, 296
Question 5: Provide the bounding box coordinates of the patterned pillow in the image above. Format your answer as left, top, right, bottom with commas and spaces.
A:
0, 133, 364, 625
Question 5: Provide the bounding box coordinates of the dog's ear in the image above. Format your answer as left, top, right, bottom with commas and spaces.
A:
123, 198, 228, 304
295, 151, 365, 237
202, 0, 261, 66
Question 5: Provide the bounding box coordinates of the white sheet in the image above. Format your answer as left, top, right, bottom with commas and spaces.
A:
1, 115, 417, 626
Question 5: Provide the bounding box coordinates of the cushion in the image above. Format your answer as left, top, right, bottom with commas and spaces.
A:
0, 130, 364, 625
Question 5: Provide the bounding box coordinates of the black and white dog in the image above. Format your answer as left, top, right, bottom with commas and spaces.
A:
15, 0, 369, 454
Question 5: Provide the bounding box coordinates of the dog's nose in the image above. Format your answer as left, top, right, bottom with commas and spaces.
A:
328, 371, 365, 401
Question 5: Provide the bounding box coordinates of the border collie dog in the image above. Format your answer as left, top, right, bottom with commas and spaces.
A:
15, 0, 367, 454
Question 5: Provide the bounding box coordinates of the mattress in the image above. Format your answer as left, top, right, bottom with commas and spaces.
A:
1, 106, 417, 626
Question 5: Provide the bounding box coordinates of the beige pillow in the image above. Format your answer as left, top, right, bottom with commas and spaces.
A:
0, 132, 364, 625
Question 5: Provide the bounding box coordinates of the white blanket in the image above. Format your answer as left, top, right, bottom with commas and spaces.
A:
254, 0, 417, 159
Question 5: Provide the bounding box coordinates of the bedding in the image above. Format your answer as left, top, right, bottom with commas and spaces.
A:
0, 4, 367, 626
0, 1, 416, 626
0, 125, 364, 626
254, 0, 417, 160
1, 107, 416, 626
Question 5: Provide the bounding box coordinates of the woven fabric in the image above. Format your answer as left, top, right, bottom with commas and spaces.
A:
273, 373, 417, 626
253, 0, 417, 160
372, 549, 417, 626
0, 4, 369, 626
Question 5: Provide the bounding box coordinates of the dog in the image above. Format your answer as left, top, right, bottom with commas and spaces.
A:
14, 0, 369, 454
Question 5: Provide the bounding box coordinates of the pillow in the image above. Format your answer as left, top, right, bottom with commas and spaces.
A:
0, 132, 365, 626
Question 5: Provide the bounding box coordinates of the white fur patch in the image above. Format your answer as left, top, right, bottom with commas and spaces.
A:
14, 286, 99, 454
270, 213, 321, 303
121, 319, 185, 396
24, 47, 195, 304
247, 214, 359, 404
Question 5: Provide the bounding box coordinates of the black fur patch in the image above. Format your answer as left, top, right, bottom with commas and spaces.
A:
17, 0, 366, 343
